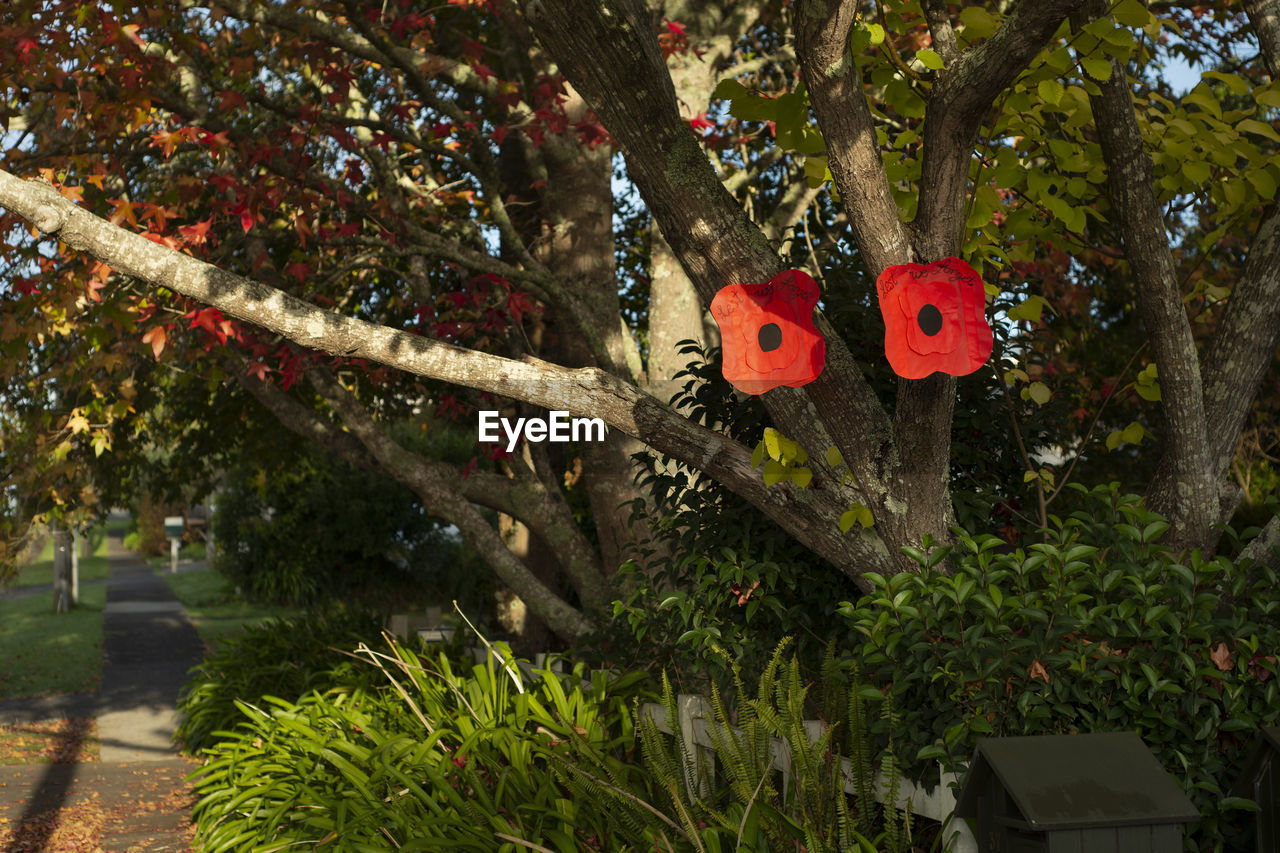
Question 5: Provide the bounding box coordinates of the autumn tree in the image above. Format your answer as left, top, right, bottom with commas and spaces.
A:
1, 0, 1278, 640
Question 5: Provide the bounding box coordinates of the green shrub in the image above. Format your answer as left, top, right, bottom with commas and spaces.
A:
189, 638, 655, 852
606, 341, 863, 692
213, 445, 489, 610
838, 483, 1279, 851
176, 609, 386, 753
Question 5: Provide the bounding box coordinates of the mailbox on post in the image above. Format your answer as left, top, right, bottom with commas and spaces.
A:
164, 515, 184, 574
1231, 726, 1280, 853
954, 732, 1199, 852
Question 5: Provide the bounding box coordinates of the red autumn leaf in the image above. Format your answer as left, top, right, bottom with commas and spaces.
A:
245, 361, 273, 382
343, 158, 364, 185
1210, 641, 1234, 672
710, 269, 825, 395
179, 219, 213, 246
16, 36, 39, 63
876, 256, 993, 379
285, 260, 312, 283
506, 291, 538, 326
187, 306, 233, 344
141, 325, 168, 359
688, 112, 714, 132
436, 393, 465, 421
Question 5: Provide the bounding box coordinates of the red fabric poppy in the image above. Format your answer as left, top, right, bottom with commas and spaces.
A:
710, 269, 825, 395
876, 257, 992, 379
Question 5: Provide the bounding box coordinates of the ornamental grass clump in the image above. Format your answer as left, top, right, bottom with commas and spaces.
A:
188, 636, 653, 852
175, 608, 385, 753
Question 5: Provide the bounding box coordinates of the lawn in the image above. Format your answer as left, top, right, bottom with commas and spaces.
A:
10, 519, 125, 589
0, 584, 106, 699
162, 567, 297, 649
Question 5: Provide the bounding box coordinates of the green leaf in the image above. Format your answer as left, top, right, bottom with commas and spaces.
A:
916, 48, 944, 71
803, 155, 831, 188
1045, 46, 1073, 73
867, 23, 886, 46
763, 428, 783, 462
1106, 429, 1123, 451
729, 93, 777, 123
1080, 56, 1112, 82
1024, 470, 1039, 483
840, 503, 875, 532
1233, 117, 1274, 140
1028, 381, 1051, 406
1133, 362, 1161, 401
1183, 160, 1212, 184
1007, 295, 1048, 323
1112, 0, 1151, 27
1203, 70, 1250, 95
958, 6, 999, 40
711, 78, 748, 100
1038, 79, 1064, 106
825, 445, 843, 469
1249, 168, 1278, 200
1257, 86, 1280, 108
1121, 421, 1146, 445
1142, 521, 1170, 543
762, 458, 787, 486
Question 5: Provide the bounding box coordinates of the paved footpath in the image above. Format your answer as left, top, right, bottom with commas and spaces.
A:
0, 526, 205, 851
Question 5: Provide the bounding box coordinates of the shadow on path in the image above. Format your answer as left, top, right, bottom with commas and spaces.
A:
0, 517, 204, 849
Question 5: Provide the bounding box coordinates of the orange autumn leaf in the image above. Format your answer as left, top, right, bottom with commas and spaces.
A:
140, 325, 168, 359
1210, 642, 1234, 672
1028, 660, 1050, 683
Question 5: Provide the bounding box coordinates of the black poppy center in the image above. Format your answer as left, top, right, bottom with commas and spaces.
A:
917, 304, 943, 337
757, 323, 783, 352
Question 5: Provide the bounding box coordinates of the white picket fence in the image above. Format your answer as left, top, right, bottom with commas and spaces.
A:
415, 631, 979, 852
637, 694, 978, 853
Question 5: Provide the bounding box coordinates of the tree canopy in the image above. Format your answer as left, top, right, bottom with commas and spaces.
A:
1, 0, 1278, 641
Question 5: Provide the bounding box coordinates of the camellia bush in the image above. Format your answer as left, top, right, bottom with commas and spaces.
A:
213, 442, 489, 611
838, 484, 1279, 851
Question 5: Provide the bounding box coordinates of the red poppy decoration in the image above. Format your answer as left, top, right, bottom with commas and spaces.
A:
710, 269, 825, 395
876, 257, 992, 379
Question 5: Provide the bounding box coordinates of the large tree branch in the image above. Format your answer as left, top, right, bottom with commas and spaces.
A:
522, 0, 904, 572
871, 1, 1083, 525
0, 167, 886, 583
914, 0, 1085, 259
1241, 513, 1280, 575
304, 369, 593, 639
234, 368, 380, 471
1200, 209, 1280, 487
794, 0, 912, 276
1243, 0, 1280, 79
1076, 1, 1215, 550
238, 362, 610, 610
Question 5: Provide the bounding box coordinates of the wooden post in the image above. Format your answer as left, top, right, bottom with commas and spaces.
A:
678, 693, 714, 800
69, 527, 81, 606
52, 524, 72, 613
